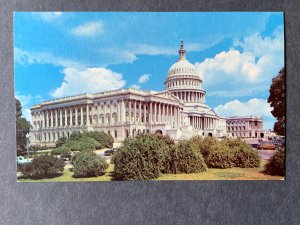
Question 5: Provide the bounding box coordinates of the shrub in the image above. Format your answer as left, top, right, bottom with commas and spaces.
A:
51, 146, 71, 155
55, 136, 67, 147
263, 147, 285, 176
161, 141, 207, 174
72, 151, 108, 178
19, 155, 65, 179
64, 136, 100, 152
205, 142, 234, 169
84, 131, 114, 148
232, 148, 260, 168
113, 134, 165, 180
189, 136, 217, 159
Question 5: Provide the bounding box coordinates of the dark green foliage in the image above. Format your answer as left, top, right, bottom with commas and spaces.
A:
113, 134, 165, 180
157, 134, 175, 146
191, 137, 260, 169
16, 98, 31, 156
268, 68, 285, 135
29, 145, 48, 151
264, 147, 285, 176
189, 136, 217, 159
84, 131, 114, 148
161, 141, 206, 174
72, 151, 108, 178
18, 155, 64, 179
205, 143, 234, 169
55, 136, 68, 147
64, 136, 100, 152
51, 146, 71, 155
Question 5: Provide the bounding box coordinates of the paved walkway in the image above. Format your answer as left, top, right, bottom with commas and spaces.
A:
258, 150, 276, 160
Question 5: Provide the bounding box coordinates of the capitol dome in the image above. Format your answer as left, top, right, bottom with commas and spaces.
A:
167, 40, 200, 78
164, 40, 205, 104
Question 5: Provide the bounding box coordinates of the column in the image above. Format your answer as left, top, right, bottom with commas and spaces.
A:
149, 102, 152, 123
154, 102, 157, 124
104, 102, 107, 124
50, 110, 53, 127
139, 101, 142, 123
59, 109, 62, 127
86, 105, 90, 126
143, 103, 147, 124
55, 109, 58, 127
80, 106, 83, 125
162, 104, 165, 123
64, 108, 68, 126
170, 106, 173, 124
117, 100, 120, 123
158, 103, 161, 123
166, 105, 169, 124
128, 100, 132, 123
70, 107, 73, 126
121, 99, 126, 123
75, 106, 78, 126
46, 111, 49, 127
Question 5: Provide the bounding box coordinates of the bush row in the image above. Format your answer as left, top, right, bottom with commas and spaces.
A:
52, 131, 114, 155
189, 136, 260, 169
112, 134, 261, 180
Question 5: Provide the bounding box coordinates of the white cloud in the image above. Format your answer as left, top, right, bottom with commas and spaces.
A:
138, 74, 150, 84
14, 47, 84, 69
214, 98, 273, 118
130, 84, 141, 90
195, 26, 284, 97
37, 12, 62, 22
15, 94, 43, 123
51, 67, 126, 98
71, 21, 103, 37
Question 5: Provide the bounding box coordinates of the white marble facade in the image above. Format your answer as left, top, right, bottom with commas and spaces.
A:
226, 116, 265, 138
30, 41, 227, 146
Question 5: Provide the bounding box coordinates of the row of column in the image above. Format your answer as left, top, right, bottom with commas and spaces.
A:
191, 116, 216, 130
126, 100, 182, 127
33, 100, 183, 129
172, 91, 204, 103
166, 79, 201, 88
36, 105, 90, 129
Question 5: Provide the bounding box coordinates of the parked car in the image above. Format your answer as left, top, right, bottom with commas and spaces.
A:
16, 156, 32, 164
258, 142, 276, 150
104, 149, 114, 156
61, 154, 72, 161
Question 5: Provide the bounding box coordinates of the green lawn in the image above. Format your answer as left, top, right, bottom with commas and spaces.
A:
18, 160, 283, 182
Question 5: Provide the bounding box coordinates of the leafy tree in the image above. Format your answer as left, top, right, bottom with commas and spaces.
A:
268, 68, 285, 135
15, 98, 31, 155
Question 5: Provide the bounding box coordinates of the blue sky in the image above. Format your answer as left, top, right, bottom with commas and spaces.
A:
14, 12, 284, 129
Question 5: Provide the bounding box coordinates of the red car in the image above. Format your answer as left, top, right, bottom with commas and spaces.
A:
258, 142, 276, 150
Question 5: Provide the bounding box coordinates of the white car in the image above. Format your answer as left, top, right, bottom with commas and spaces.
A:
16, 156, 32, 164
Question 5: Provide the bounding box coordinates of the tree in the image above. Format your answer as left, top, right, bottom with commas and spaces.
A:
16, 98, 31, 155
268, 68, 285, 135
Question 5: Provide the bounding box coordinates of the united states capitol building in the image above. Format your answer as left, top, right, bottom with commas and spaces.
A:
30, 41, 233, 146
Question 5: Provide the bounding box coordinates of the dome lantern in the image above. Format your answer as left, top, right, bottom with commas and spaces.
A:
178, 39, 186, 60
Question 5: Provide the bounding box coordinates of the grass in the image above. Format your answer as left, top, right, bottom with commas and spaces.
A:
18, 160, 283, 182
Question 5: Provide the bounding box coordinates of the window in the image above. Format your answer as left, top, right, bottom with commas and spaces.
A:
114, 130, 117, 138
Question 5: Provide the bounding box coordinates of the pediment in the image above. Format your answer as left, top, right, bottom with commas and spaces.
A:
152, 91, 181, 102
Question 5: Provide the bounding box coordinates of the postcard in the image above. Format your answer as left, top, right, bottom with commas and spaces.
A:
15, 12, 285, 181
